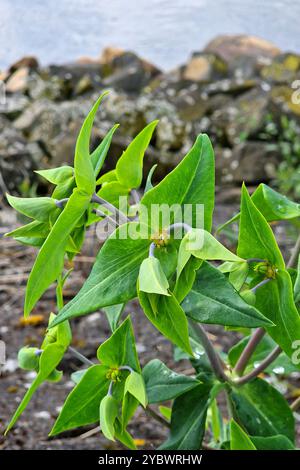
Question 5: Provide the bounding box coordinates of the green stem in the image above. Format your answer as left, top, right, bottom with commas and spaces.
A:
233, 328, 266, 376
234, 346, 281, 386
190, 321, 230, 383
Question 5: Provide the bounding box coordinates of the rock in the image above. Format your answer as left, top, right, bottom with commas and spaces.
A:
260, 53, 300, 84
211, 87, 270, 146
0, 116, 43, 194
204, 35, 281, 63
270, 85, 300, 119
14, 98, 95, 164
182, 53, 228, 82
98, 46, 125, 65
9, 56, 39, 73
102, 52, 161, 93
215, 141, 279, 185
0, 94, 30, 120
6, 67, 30, 93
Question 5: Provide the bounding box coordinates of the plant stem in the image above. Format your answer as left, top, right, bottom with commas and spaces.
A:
287, 233, 300, 269
234, 345, 281, 386
251, 277, 272, 293
233, 328, 266, 376
190, 321, 230, 383
291, 396, 300, 412
145, 406, 171, 429
68, 346, 94, 367
91, 193, 129, 224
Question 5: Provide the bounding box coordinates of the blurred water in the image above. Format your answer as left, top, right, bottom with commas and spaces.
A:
0, 0, 299, 70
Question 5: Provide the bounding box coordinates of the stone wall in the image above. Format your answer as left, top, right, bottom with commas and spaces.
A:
1, 35, 300, 195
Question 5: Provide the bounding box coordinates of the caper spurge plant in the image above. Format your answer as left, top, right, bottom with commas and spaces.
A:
5, 93, 300, 450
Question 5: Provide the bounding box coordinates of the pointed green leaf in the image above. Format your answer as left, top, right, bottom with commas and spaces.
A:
97, 317, 140, 371
124, 372, 147, 408
116, 120, 158, 189
237, 184, 285, 268
24, 189, 90, 316
217, 183, 300, 233
97, 181, 129, 207
139, 257, 170, 296
6, 194, 58, 222
74, 94, 107, 193
159, 384, 211, 450
5, 220, 49, 239
99, 395, 119, 441
91, 124, 119, 176
230, 420, 256, 450
144, 164, 157, 193
230, 378, 295, 443
103, 303, 124, 332
182, 262, 272, 328
50, 223, 150, 327
35, 166, 74, 185
142, 359, 199, 403
50, 365, 109, 436
254, 270, 300, 359
97, 169, 117, 185
140, 134, 215, 232
177, 229, 243, 279
138, 289, 193, 355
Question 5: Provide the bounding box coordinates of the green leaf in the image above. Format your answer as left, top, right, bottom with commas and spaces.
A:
140, 134, 215, 232
237, 184, 285, 268
159, 384, 211, 450
139, 257, 170, 296
250, 435, 295, 450
177, 229, 243, 279
5, 220, 49, 239
138, 289, 193, 356
97, 169, 117, 185
124, 372, 147, 408
97, 317, 140, 372
24, 189, 90, 316
217, 183, 300, 233
91, 124, 119, 176
230, 420, 256, 450
294, 254, 300, 303
252, 184, 300, 221
254, 270, 300, 359
50, 365, 109, 435
230, 378, 295, 443
6, 342, 66, 433
103, 304, 124, 332
50, 223, 150, 327
182, 262, 272, 328
99, 395, 119, 441
144, 164, 157, 193
174, 257, 202, 303
114, 419, 137, 450
74, 94, 107, 194
116, 120, 158, 189
35, 166, 74, 185
228, 335, 299, 375
6, 194, 58, 222
159, 406, 172, 421
97, 181, 129, 207
142, 359, 199, 403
